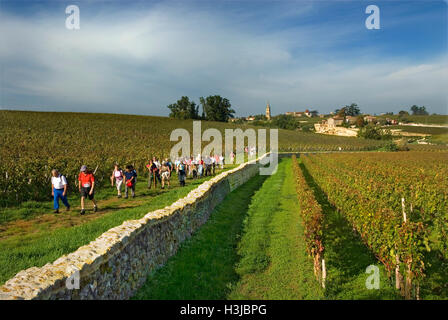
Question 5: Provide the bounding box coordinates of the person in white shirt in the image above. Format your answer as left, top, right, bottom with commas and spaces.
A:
51, 169, 70, 213
111, 164, 124, 198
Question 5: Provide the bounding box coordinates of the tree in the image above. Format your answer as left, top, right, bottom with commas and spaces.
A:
410, 105, 429, 115
345, 103, 360, 116
200, 95, 235, 122
310, 110, 319, 117
167, 96, 199, 120
355, 115, 365, 128
357, 124, 392, 140
336, 107, 347, 117
301, 123, 315, 132
254, 114, 267, 121
271, 114, 298, 130
398, 110, 409, 116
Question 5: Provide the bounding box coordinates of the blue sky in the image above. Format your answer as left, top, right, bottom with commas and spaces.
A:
0, 0, 447, 116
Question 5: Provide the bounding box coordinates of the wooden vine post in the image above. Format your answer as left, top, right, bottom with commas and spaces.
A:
400, 197, 414, 300
321, 259, 326, 289
401, 197, 407, 223
153, 170, 156, 188
395, 248, 402, 291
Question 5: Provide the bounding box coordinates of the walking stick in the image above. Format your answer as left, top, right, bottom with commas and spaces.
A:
153, 170, 156, 189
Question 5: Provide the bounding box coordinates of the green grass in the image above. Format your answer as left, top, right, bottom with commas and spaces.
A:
0, 174, 224, 285
377, 114, 448, 125
232, 162, 286, 277
299, 161, 399, 299
428, 133, 448, 144
132, 173, 268, 299
135, 158, 396, 300
229, 158, 324, 299
387, 125, 448, 137
0, 168, 235, 225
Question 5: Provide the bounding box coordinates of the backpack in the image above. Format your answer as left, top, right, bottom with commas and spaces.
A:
58, 174, 68, 186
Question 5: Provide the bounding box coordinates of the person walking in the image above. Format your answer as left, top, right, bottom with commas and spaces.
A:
146, 159, 153, 188
147, 160, 157, 189
219, 154, 224, 169
160, 161, 171, 189
78, 165, 97, 215
230, 151, 235, 164
187, 157, 193, 178
174, 158, 181, 174
211, 156, 216, 175
111, 164, 124, 198
124, 165, 137, 198
192, 158, 198, 179
197, 158, 204, 178
51, 169, 70, 213
178, 160, 186, 187
131, 165, 138, 184
165, 158, 173, 173
204, 156, 211, 176
153, 158, 162, 185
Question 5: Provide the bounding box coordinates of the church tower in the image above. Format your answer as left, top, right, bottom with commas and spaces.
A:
266, 101, 271, 120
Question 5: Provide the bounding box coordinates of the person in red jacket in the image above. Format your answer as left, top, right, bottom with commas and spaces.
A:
78, 165, 98, 215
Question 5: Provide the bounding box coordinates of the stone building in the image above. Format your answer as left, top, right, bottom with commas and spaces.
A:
314, 116, 358, 137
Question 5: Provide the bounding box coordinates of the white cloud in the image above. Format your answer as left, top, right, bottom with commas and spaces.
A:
0, 2, 447, 116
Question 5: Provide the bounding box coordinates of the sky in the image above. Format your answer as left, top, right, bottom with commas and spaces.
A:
0, 0, 447, 117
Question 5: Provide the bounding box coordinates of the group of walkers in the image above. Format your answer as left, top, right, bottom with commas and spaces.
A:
175, 154, 225, 182
51, 165, 98, 215
111, 164, 138, 199
50, 154, 226, 215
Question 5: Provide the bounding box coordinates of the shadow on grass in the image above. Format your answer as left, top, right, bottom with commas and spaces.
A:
419, 246, 448, 299
133, 174, 268, 300
299, 161, 399, 299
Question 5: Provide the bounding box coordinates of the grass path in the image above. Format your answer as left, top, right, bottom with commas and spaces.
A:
0, 169, 231, 285
0, 166, 235, 235
134, 159, 327, 300
299, 161, 398, 299
229, 158, 323, 299
133, 173, 268, 299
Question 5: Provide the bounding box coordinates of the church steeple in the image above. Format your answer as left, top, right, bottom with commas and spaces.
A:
266, 101, 271, 120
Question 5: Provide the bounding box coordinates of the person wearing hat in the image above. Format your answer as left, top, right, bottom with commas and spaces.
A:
78, 165, 98, 215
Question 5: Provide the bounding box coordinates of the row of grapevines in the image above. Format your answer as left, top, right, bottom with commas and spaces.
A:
302, 153, 429, 299
291, 155, 324, 285
302, 152, 448, 259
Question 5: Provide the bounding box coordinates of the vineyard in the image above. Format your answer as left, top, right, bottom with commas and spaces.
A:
0, 110, 385, 206
0, 110, 446, 300
301, 152, 448, 299
291, 155, 324, 287
133, 153, 447, 300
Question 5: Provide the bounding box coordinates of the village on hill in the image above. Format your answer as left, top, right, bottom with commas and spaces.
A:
230, 102, 446, 143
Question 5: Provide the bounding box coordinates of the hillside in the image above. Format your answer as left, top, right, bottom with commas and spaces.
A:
0, 110, 384, 205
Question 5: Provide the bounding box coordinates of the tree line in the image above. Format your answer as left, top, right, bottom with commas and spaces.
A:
167, 95, 235, 122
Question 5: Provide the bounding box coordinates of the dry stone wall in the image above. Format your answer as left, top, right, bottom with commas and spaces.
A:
0, 154, 268, 300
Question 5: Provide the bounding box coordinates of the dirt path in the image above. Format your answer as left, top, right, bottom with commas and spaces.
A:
0, 194, 150, 241
0, 170, 226, 242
